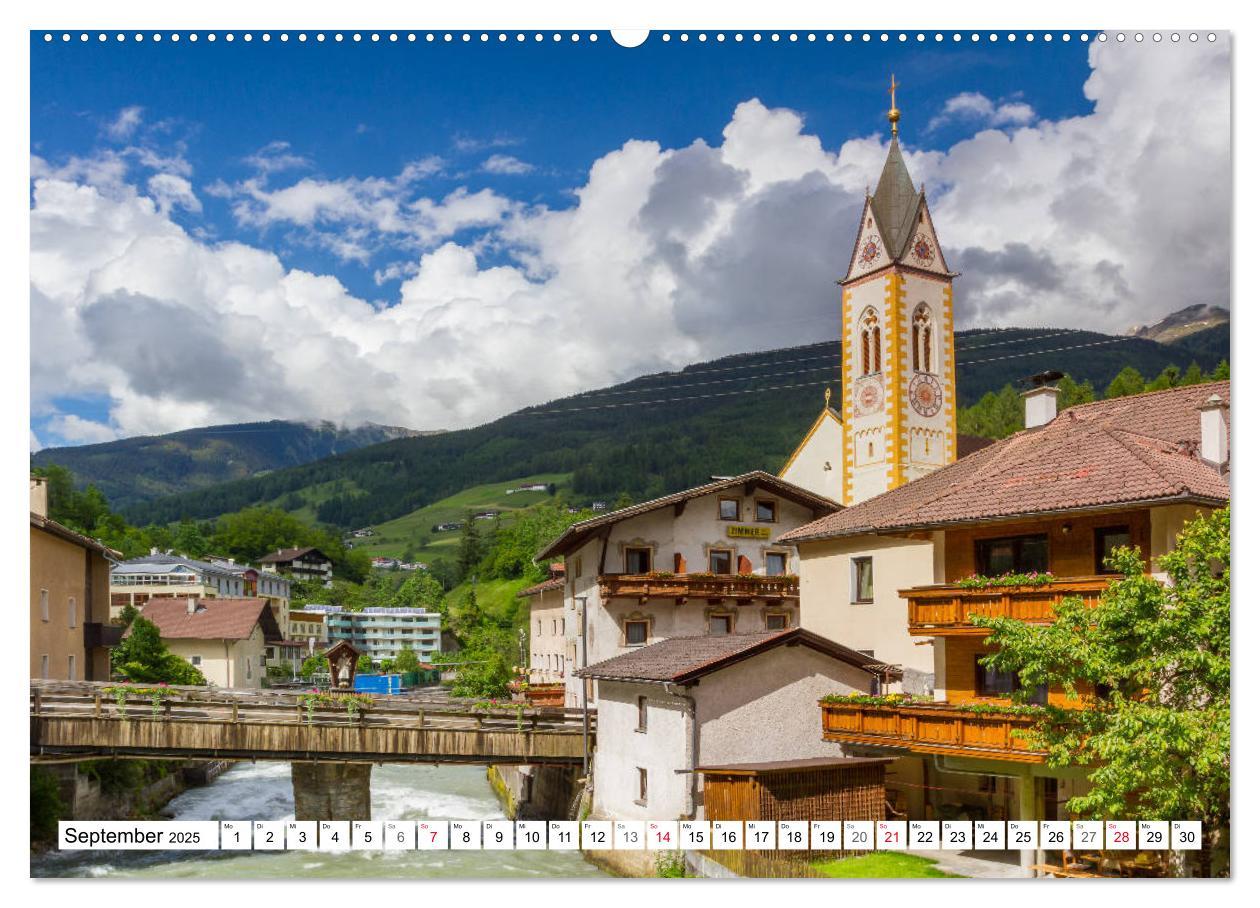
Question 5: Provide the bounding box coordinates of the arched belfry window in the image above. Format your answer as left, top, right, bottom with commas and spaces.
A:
860, 308, 881, 376
912, 304, 934, 374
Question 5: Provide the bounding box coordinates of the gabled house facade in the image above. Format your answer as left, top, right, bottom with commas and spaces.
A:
781, 380, 1230, 866
536, 471, 840, 708
137, 597, 283, 689
575, 629, 895, 834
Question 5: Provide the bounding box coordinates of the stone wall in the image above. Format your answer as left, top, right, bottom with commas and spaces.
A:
291, 763, 372, 820
487, 764, 581, 820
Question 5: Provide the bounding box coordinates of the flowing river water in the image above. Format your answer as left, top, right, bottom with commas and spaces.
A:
31, 762, 608, 879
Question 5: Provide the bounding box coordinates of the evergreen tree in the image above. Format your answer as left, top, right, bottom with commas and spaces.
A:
455, 515, 484, 582
111, 617, 207, 685
1106, 366, 1147, 399
1181, 362, 1205, 386
1145, 364, 1182, 392
1212, 359, 1230, 380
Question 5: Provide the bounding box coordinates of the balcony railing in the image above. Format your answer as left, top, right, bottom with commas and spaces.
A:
599, 573, 799, 601
902, 576, 1112, 636
820, 699, 1044, 763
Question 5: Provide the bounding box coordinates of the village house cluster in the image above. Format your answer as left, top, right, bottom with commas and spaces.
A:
518, 102, 1231, 874
28, 509, 445, 687
27, 95, 1229, 877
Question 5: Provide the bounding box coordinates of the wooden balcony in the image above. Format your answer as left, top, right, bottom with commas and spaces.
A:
599, 573, 799, 602
902, 576, 1112, 636
820, 699, 1044, 763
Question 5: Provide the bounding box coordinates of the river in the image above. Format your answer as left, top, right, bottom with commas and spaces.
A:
31, 762, 608, 879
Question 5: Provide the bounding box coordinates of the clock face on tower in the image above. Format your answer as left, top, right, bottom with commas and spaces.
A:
858, 234, 882, 267
909, 373, 943, 417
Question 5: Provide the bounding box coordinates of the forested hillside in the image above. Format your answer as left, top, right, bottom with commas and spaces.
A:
31, 420, 425, 508
124, 323, 1227, 531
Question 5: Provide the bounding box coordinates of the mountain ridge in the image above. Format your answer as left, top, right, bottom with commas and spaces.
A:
118, 321, 1228, 530
31, 419, 430, 508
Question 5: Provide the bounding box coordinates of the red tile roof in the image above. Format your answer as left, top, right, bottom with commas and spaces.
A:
137, 598, 278, 641
575, 628, 900, 683
517, 577, 566, 598
780, 382, 1230, 543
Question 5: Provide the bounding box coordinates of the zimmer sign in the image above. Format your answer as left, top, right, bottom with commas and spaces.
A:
726, 526, 772, 539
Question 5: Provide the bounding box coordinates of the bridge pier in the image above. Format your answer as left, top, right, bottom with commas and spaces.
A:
291, 763, 372, 820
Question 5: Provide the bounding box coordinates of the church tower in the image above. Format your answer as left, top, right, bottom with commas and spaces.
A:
781, 77, 958, 506
841, 77, 957, 504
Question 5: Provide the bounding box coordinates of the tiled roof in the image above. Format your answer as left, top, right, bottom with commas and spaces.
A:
113, 551, 235, 577
575, 628, 899, 683
780, 382, 1230, 543
537, 471, 841, 560
517, 577, 565, 598
136, 597, 278, 641
30, 513, 121, 559
258, 546, 327, 564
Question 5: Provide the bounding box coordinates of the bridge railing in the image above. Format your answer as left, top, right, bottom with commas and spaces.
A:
30, 680, 596, 733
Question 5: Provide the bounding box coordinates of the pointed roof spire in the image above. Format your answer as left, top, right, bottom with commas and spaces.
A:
871, 133, 920, 257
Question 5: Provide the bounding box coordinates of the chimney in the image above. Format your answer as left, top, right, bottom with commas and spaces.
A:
1022, 385, 1059, 429
29, 476, 48, 517
187, 599, 197, 615
1199, 393, 1229, 467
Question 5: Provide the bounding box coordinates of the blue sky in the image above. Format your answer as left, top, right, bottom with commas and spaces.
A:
29, 32, 1229, 447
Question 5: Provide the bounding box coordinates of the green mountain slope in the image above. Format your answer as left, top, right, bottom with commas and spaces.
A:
31, 420, 426, 508
334, 472, 571, 564
123, 325, 1227, 530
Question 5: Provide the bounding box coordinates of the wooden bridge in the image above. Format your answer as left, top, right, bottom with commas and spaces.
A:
30, 680, 595, 766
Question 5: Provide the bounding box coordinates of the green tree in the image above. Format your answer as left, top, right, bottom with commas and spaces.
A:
300, 653, 329, 678
974, 507, 1229, 876
171, 519, 210, 558
1145, 364, 1181, 392
455, 515, 484, 582
356, 654, 374, 674
1212, 359, 1230, 380
394, 647, 421, 674
393, 572, 446, 610
957, 385, 1023, 439
1180, 361, 1205, 386
1057, 374, 1096, 410
434, 626, 514, 698
1106, 366, 1147, 399
111, 617, 207, 685
31, 766, 65, 843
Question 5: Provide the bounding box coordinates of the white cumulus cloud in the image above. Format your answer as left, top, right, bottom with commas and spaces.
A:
30, 38, 1229, 446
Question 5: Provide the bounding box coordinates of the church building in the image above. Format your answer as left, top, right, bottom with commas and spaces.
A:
781, 78, 959, 505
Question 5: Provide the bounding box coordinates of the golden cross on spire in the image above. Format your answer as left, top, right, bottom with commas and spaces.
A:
887, 74, 901, 137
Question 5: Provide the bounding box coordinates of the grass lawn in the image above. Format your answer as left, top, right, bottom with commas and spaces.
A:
442, 577, 534, 619
812, 853, 963, 878
343, 472, 573, 562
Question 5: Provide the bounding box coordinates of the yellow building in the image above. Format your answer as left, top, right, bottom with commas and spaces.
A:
30, 476, 121, 681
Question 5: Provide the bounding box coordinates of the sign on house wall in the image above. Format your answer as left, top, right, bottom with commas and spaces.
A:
726, 526, 772, 539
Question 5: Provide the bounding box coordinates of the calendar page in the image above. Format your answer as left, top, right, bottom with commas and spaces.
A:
23, 0, 1233, 892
